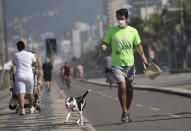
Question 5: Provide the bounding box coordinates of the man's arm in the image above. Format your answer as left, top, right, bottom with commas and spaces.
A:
136, 43, 147, 63
37, 58, 43, 76
101, 41, 108, 51
31, 54, 37, 67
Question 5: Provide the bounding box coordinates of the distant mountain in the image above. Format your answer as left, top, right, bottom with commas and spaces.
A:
5, 0, 103, 41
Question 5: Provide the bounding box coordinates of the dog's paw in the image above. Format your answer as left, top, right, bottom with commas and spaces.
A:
77, 123, 84, 126
79, 123, 84, 126
76, 120, 80, 124
64, 120, 68, 123
76, 122, 84, 126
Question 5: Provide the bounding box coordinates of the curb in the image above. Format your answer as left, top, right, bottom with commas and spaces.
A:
87, 79, 191, 98
134, 85, 191, 98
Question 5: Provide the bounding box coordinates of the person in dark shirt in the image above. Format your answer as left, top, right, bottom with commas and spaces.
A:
42, 57, 53, 91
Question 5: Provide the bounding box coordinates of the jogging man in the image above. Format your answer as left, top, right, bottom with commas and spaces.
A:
102, 8, 147, 123
42, 57, 53, 91
12, 41, 36, 115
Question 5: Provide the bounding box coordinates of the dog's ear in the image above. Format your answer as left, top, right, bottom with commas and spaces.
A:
69, 97, 74, 102
65, 97, 69, 102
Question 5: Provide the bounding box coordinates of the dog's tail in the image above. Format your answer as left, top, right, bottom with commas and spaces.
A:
82, 90, 91, 98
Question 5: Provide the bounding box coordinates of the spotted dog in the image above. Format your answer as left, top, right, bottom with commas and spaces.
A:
65, 90, 90, 125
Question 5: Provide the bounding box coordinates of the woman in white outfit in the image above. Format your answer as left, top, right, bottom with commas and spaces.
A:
12, 41, 36, 115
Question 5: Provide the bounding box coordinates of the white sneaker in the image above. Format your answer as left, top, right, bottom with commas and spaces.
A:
20, 109, 25, 115
29, 106, 35, 114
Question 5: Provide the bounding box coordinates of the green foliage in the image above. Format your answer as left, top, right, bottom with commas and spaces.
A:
184, 0, 191, 36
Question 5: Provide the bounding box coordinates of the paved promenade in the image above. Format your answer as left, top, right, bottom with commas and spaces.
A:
0, 81, 96, 131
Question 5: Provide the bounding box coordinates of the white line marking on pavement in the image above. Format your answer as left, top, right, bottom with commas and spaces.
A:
113, 97, 118, 101
167, 113, 182, 118
149, 107, 160, 111
107, 95, 112, 98
102, 94, 107, 97
134, 104, 144, 107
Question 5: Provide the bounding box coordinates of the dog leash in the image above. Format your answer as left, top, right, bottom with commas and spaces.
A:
76, 49, 104, 96
76, 78, 89, 96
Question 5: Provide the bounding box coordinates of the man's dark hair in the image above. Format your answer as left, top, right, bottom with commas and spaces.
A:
116, 8, 129, 19
17, 41, 25, 51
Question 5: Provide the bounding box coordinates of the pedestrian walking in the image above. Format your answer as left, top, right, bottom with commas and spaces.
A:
12, 41, 36, 115
76, 64, 84, 81
31, 50, 43, 96
42, 57, 53, 91
102, 8, 147, 123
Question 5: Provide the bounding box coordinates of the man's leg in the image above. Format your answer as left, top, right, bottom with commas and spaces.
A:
47, 81, 50, 88
48, 75, 52, 89
47, 81, 50, 91
49, 79, 52, 87
28, 94, 34, 108
19, 93, 25, 109
19, 93, 26, 115
37, 83, 40, 96
126, 83, 133, 112
27, 77, 35, 113
118, 82, 128, 113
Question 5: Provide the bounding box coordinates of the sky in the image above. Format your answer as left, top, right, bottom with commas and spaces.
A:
5, 0, 104, 41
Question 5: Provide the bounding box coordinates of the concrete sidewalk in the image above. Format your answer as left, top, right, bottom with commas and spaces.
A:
0, 81, 96, 131
87, 73, 191, 97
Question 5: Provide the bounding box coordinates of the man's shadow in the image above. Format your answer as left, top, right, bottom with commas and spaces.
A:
93, 111, 191, 128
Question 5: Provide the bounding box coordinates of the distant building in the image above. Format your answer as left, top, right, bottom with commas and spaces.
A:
71, 18, 104, 59
96, 15, 104, 40
103, 0, 128, 29
60, 40, 71, 60
72, 22, 90, 58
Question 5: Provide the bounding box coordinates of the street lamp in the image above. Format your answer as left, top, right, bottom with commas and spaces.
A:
0, 0, 5, 72
0, 0, 8, 62
180, 0, 186, 68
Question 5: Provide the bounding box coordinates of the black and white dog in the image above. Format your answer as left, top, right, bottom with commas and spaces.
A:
65, 90, 90, 125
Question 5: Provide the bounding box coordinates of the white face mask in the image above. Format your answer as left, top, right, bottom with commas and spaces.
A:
117, 20, 126, 27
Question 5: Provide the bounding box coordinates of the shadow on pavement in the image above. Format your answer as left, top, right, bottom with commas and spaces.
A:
92, 112, 191, 128
132, 116, 191, 123
140, 111, 191, 118
0, 112, 16, 116
93, 122, 124, 128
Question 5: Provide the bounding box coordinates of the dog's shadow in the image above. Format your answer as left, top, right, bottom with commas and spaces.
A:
63, 121, 90, 127
63, 122, 78, 126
